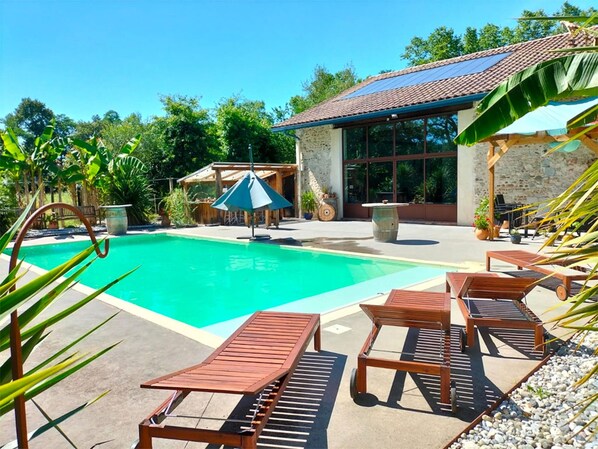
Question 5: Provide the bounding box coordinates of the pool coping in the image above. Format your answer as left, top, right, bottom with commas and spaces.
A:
2, 232, 480, 349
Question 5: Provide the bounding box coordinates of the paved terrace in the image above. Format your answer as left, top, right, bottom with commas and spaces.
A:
0, 220, 576, 448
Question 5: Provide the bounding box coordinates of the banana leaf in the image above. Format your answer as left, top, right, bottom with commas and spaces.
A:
455, 52, 598, 145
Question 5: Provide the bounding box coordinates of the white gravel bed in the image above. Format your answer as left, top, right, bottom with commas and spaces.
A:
450, 332, 598, 449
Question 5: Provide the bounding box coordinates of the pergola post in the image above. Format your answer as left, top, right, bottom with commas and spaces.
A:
215, 169, 223, 223
488, 142, 495, 241
275, 171, 283, 223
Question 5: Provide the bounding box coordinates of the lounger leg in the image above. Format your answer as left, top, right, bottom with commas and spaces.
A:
357, 355, 367, 394
138, 423, 153, 449
240, 432, 258, 449
440, 365, 450, 404
534, 324, 545, 353
314, 325, 321, 352
466, 319, 475, 348
486, 256, 491, 272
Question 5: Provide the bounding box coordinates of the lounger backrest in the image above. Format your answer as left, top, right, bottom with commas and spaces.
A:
459, 276, 537, 301
361, 292, 451, 330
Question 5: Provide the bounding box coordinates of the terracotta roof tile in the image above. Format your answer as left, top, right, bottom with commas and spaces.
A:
273, 32, 585, 130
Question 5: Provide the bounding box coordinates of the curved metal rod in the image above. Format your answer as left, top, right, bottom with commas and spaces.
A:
9, 202, 110, 449
9, 202, 109, 272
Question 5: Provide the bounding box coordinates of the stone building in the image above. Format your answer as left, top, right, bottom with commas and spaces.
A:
272, 32, 597, 225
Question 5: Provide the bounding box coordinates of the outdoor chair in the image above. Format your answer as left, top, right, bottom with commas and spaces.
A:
486, 250, 597, 300
445, 272, 545, 353
135, 311, 320, 449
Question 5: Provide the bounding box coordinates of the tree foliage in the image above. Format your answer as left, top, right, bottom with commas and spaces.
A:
150, 95, 221, 180
289, 65, 359, 115
401, 2, 596, 66
215, 97, 294, 163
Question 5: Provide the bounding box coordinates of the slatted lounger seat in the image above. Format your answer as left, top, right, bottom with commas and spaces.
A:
135, 311, 321, 449
486, 249, 597, 300
446, 272, 544, 353
349, 289, 456, 412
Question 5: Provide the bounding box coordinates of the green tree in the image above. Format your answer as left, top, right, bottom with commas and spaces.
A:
150, 95, 220, 180
2, 98, 55, 150
216, 97, 294, 163
289, 65, 359, 115
73, 114, 107, 141
400, 2, 595, 66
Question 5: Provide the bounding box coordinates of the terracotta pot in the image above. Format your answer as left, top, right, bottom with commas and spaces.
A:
492, 226, 501, 238
475, 228, 489, 240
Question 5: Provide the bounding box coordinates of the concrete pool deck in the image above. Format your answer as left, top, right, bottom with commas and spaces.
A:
0, 220, 578, 448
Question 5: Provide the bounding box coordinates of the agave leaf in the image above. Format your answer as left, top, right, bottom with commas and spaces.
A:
26, 313, 118, 375
0, 260, 95, 349
16, 267, 137, 347
0, 264, 27, 299
17, 342, 121, 413
0, 243, 98, 322
0, 194, 38, 253
1, 391, 110, 449
0, 327, 48, 384
0, 354, 82, 413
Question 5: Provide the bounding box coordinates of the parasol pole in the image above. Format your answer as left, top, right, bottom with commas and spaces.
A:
249, 144, 255, 238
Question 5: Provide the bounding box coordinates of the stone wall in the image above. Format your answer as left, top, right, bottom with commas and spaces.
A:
296, 125, 334, 198
472, 141, 596, 208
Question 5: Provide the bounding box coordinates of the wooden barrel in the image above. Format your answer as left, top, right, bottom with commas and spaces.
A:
104, 206, 128, 235
372, 207, 399, 242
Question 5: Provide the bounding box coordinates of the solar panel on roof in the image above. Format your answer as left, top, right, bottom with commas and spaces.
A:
344, 52, 511, 100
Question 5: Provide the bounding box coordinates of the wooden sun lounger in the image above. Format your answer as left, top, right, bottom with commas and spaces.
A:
135, 311, 321, 449
350, 289, 456, 412
486, 249, 596, 300
446, 272, 544, 353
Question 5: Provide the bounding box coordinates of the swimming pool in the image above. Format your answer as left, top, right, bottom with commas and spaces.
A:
7, 233, 451, 334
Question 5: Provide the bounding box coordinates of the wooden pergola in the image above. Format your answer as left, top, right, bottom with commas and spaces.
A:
178, 162, 298, 223
483, 127, 598, 239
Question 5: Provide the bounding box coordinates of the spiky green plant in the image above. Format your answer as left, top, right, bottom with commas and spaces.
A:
0, 199, 135, 447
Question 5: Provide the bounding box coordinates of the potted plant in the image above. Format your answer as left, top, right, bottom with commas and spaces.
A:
301, 191, 318, 220
473, 213, 490, 240
473, 198, 491, 240
510, 228, 522, 244
47, 212, 59, 229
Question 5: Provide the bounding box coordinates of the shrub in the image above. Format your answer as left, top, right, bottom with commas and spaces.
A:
103, 156, 153, 225
163, 188, 195, 227
301, 190, 318, 213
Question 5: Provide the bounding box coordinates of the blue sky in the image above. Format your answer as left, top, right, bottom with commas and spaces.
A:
1, 0, 593, 122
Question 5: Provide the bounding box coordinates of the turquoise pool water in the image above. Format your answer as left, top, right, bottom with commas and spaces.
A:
7, 234, 450, 331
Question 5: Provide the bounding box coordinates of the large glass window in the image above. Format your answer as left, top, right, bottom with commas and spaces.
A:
427, 115, 458, 153
368, 124, 393, 158
396, 119, 424, 155
343, 127, 366, 159
344, 163, 367, 204
368, 162, 394, 202
343, 113, 458, 210
396, 160, 424, 203
425, 157, 457, 204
